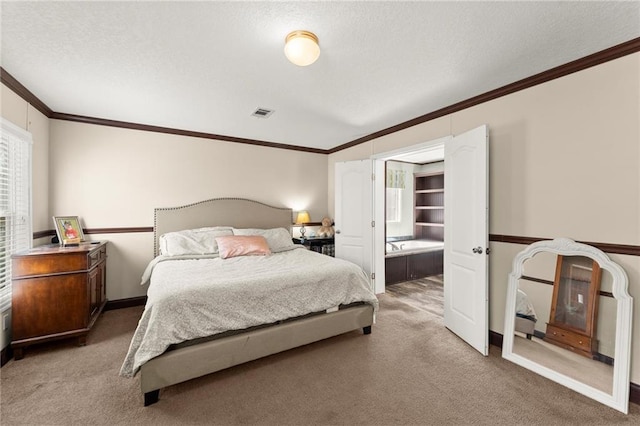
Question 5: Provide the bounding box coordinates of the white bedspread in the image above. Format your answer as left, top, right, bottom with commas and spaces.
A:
120, 248, 378, 377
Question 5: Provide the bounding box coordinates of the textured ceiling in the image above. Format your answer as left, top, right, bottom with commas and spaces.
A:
1, 1, 639, 151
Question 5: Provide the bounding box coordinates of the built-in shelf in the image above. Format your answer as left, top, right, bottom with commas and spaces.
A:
415, 188, 444, 194
414, 172, 444, 241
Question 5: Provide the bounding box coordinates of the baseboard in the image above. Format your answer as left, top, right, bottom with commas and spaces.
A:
104, 296, 147, 311
489, 330, 639, 407
489, 330, 503, 348
631, 383, 640, 406
0, 345, 12, 367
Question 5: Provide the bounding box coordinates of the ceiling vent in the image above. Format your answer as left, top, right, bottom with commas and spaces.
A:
251, 108, 274, 118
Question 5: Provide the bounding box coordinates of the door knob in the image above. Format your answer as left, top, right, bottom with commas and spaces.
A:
335, 229, 341, 234
472, 246, 483, 254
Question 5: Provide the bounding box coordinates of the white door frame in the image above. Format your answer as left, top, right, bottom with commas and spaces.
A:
371, 136, 451, 294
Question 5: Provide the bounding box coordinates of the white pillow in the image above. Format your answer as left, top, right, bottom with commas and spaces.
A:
232, 227, 295, 253
159, 227, 233, 256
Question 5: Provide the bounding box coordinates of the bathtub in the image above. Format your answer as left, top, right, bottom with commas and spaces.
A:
385, 239, 444, 284
385, 239, 444, 258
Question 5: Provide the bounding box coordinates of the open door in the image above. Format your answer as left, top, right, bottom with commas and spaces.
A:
334, 160, 374, 289
444, 125, 489, 355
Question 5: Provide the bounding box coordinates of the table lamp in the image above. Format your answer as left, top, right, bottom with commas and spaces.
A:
296, 211, 311, 240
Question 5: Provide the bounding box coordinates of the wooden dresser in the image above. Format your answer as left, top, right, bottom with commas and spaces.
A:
11, 241, 108, 359
544, 255, 601, 358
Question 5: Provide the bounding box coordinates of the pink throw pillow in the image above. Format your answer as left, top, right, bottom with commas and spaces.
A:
216, 235, 272, 259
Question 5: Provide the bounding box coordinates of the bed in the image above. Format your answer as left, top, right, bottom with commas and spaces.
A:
515, 289, 537, 339
120, 198, 378, 406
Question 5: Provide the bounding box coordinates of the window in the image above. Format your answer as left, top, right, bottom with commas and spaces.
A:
0, 118, 32, 313
386, 188, 402, 222
386, 168, 406, 223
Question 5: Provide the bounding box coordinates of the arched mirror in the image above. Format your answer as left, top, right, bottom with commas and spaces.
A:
502, 238, 633, 414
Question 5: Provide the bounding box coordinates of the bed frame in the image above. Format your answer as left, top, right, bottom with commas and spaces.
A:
142, 198, 374, 406
515, 316, 535, 340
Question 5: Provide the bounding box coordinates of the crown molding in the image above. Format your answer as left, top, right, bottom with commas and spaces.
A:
49, 112, 326, 154
327, 37, 640, 154
0, 67, 53, 118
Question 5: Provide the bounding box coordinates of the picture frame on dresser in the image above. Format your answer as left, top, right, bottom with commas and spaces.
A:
53, 216, 84, 245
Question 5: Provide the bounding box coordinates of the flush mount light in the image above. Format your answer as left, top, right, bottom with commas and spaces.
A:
284, 30, 320, 66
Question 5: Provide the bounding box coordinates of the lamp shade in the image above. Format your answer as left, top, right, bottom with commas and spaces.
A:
295, 211, 311, 224
284, 30, 320, 66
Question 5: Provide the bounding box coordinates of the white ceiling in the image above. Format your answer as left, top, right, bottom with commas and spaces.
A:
1, 1, 638, 151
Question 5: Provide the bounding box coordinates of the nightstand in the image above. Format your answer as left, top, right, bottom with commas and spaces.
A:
293, 237, 335, 257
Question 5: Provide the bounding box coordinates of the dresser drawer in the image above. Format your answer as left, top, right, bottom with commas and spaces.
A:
13, 243, 106, 278
545, 324, 592, 352
88, 250, 101, 268
13, 252, 89, 277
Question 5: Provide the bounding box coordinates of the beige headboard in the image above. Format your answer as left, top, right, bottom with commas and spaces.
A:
154, 198, 293, 256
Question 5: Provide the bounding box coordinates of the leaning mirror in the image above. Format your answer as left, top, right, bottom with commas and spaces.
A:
502, 238, 633, 414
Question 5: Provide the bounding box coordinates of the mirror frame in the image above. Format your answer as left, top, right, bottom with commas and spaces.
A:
502, 238, 632, 414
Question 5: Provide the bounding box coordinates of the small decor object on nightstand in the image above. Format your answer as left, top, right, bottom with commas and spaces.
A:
295, 210, 311, 240
53, 216, 84, 246
317, 217, 334, 237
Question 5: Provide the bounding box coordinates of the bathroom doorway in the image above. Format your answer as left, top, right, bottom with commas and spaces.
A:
371, 136, 448, 295
371, 125, 489, 356
384, 158, 445, 317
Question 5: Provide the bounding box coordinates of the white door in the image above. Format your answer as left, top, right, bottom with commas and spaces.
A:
334, 160, 374, 287
444, 125, 489, 355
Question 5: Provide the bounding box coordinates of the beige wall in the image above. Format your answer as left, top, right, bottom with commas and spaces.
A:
1, 85, 328, 302
49, 120, 328, 299
2, 51, 639, 383
328, 53, 640, 383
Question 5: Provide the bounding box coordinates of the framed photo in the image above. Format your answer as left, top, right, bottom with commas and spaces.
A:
53, 216, 84, 245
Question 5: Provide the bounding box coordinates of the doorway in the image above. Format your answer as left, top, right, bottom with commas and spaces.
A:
337, 125, 489, 355
372, 136, 449, 295
383, 159, 445, 317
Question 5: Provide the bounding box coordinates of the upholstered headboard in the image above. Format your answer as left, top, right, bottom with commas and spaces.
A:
153, 198, 293, 256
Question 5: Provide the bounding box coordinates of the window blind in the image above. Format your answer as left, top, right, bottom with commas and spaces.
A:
386, 169, 406, 189
386, 188, 401, 222
0, 118, 33, 313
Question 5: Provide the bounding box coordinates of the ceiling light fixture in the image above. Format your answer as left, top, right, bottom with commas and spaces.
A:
284, 30, 320, 66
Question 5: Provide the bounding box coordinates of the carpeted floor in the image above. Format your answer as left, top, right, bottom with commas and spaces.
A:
1, 294, 638, 425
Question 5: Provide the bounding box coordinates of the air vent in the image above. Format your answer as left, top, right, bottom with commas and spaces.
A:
251, 108, 274, 118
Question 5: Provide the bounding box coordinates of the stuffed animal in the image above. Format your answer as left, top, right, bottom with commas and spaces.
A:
317, 217, 335, 238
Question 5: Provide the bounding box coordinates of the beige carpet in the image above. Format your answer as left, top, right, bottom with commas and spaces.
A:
1, 295, 638, 425
513, 335, 613, 394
